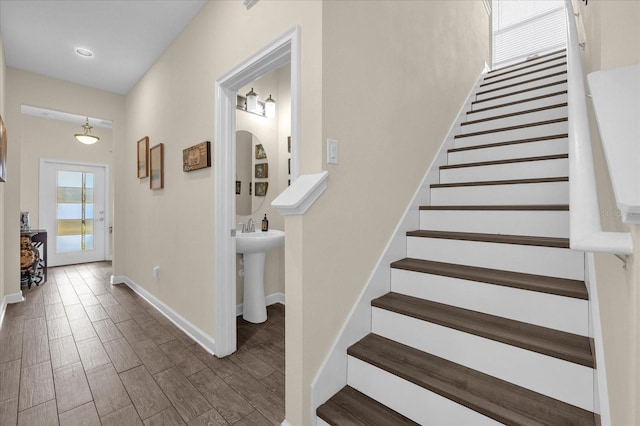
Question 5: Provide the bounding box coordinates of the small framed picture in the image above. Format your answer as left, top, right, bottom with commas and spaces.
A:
183, 141, 211, 172
255, 163, 268, 179
255, 144, 266, 160
255, 182, 268, 197
137, 136, 149, 178
150, 143, 164, 190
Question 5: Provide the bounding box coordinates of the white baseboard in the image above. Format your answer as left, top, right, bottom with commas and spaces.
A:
0, 292, 25, 329
110, 275, 216, 355
281, 420, 292, 426
236, 292, 285, 316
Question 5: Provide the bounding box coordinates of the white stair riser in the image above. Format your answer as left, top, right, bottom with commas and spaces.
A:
390, 268, 588, 335
477, 73, 567, 101
481, 65, 567, 93
448, 138, 568, 165
486, 55, 567, 81
430, 181, 569, 206
454, 121, 567, 149
406, 237, 584, 280
467, 92, 568, 121
473, 82, 568, 110
419, 209, 569, 238
371, 309, 594, 411
440, 158, 568, 184
461, 106, 568, 134
347, 357, 501, 426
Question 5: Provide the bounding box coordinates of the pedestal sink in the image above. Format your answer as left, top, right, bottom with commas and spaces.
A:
236, 229, 284, 323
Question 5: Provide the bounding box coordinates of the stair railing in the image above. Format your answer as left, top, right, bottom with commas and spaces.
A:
564, 0, 633, 258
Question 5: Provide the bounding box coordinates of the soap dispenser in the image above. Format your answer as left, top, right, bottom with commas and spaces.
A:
261, 214, 269, 232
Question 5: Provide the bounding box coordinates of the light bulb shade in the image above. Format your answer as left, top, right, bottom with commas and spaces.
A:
75, 118, 100, 144
264, 95, 276, 118
246, 88, 259, 113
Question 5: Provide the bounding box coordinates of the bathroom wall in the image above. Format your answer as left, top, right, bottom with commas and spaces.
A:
235, 65, 290, 309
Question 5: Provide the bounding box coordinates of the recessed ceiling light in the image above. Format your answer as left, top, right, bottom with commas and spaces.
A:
75, 48, 93, 57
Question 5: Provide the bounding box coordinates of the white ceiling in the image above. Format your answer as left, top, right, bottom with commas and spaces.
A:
0, 0, 208, 95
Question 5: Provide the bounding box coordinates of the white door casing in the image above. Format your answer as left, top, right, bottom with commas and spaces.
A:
39, 159, 109, 266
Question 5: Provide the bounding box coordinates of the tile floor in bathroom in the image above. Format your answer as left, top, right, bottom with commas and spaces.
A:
0, 262, 285, 425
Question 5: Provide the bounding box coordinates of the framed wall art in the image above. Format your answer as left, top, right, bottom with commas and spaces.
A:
255, 182, 268, 197
183, 141, 211, 172
137, 136, 149, 178
150, 143, 164, 190
0, 115, 7, 182
255, 163, 268, 179
255, 143, 266, 160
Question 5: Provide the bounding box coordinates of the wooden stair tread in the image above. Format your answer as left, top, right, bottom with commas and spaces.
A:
485, 53, 567, 80
448, 134, 567, 153
406, 229, 569, 248
316, 386, 419, 426
468, 91, 567, 115
481, 62, 567, 88
420, 204, 569, 211
455, 118, 567, 139
472, 80, 567, 105
348, 334, 596, 426
477, 71, 567, 96
372, 293, 593, 367
441, 153, 567, 170
461, 103, 567, 126
391, 257, 587, 300
487, 49, 566, 75
431, 176, 568, 188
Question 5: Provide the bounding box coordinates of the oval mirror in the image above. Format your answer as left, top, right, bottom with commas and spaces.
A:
236, 130, 268, 216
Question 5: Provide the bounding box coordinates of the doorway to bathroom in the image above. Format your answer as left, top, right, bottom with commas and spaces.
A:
214, 26, 300, 357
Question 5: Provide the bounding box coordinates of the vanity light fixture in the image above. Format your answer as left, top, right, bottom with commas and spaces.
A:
74, 117, 100, 145
264, 95, 276, 118
246, 88, 259, 114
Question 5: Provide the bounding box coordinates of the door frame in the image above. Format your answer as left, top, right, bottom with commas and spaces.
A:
214, 26, 300, 357
39, 158, 111, 266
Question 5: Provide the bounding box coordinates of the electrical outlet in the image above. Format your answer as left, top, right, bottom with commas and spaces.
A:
152, 266, 160, 279
327, 139, 338, 164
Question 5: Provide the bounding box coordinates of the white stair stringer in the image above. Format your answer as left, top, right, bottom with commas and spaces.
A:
406, 236, 584, 280
448, 137, 568, 165
347, 356, 502, 426
390, 268, 588, 335
439, 156, 568, 184
371, 309, 594, 411
420, 207, 569, 238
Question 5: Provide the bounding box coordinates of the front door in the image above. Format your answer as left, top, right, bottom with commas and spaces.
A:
39, 160, 107, 266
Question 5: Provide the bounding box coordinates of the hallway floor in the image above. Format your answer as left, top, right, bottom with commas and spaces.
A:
0, 262, 285, 425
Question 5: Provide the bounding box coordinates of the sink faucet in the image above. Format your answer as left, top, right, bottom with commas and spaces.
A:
244, 218, 256, 233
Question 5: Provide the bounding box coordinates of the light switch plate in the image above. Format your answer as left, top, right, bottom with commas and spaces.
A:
327, 139, 338, 164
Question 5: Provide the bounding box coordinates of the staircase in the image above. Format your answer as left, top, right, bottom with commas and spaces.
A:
317, 50, 601, 425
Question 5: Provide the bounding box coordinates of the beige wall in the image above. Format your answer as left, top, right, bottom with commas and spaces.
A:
118, 0, 322, 357
286, 1, 490, 424
574, 1, 640, 424
5, 69, 125, 299
19, 115, 114, 232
